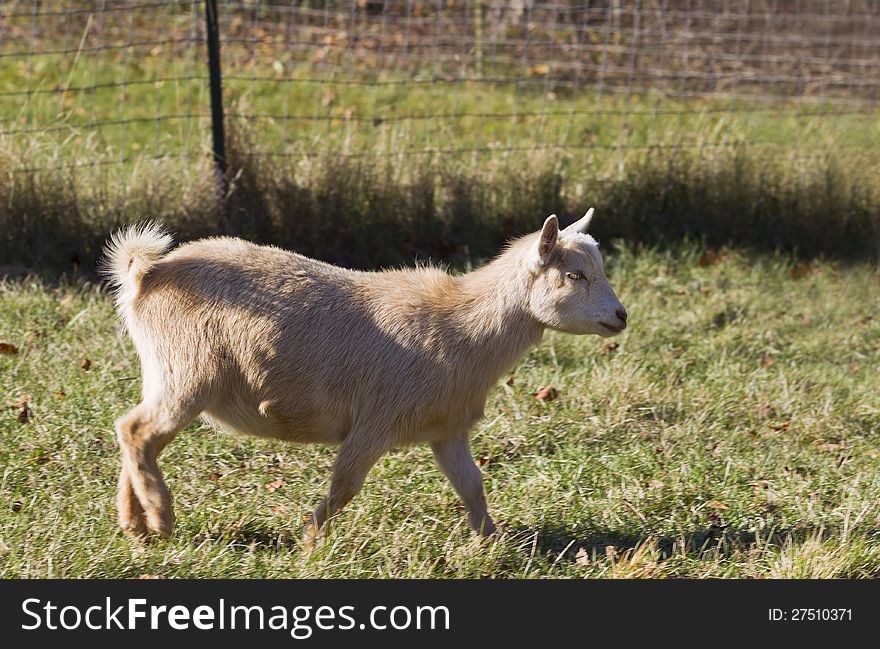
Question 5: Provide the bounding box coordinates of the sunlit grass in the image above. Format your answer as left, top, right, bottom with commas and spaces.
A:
2, 243, 879, 578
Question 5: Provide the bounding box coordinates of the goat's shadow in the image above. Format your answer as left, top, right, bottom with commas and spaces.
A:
507, 522, 861, 567
207, 519, 304, 552
208, 518, 836, 565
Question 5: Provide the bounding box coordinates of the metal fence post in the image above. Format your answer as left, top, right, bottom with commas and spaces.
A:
204, 0, 227, 196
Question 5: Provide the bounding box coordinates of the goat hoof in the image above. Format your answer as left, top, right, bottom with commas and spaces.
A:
120, 516, 148, 539
470, 517, 497, 538
470, 521, 499, 547
301, 523, 324, 550
145, 511, 174, 538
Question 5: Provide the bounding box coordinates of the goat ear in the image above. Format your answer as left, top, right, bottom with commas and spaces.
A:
530, 214, 559, 272
562, 207, 594, 236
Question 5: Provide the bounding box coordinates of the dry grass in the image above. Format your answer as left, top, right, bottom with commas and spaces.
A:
2, 133, 878, 278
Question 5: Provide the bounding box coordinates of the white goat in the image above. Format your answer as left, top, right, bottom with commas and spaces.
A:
103, 210, 627, 542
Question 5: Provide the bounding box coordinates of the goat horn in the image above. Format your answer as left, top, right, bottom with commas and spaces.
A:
562, 208, 594, 235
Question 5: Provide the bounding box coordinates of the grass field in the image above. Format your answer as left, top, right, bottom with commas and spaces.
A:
2, 6, 879, 579
2, 243, 879, 578
5, 47, 879, 186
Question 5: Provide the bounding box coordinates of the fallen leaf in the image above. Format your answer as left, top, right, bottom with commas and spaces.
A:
30, 449, 52, 464
602, 341, 619, 355
790, 261, 812, 279
0, 342, 19, 355
575, 547, 590, 566
527, 63, 550, 76
264, 478, 283, 492
697, 248, 720, 266
80, 357, 92, 370
505, 374, 515, 386
16, 402, 29, 424
54, 390, 66, 399
9, 395, 30, 410
706, 501, 730, 510
11, 501, 22, 513
534, 386, 558, 402
815, 442, 845, 452
477, 454, 492, 467
770, 420, 791, 432
208, 472, 221, 481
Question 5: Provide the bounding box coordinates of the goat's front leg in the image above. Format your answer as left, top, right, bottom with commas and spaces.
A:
304, 431, 388, 547
431, 435, 496, 536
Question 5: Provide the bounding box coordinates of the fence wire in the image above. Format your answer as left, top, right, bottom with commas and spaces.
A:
0, 0, 877, 176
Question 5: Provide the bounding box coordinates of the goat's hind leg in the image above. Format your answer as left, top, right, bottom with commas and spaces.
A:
118, 465, 146, 537
116, 400, 197, 537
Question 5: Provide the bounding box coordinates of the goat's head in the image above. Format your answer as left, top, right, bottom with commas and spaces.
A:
526, 208, 627, 337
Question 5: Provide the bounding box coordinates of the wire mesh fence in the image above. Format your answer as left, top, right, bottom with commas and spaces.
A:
0, 0, 878, 178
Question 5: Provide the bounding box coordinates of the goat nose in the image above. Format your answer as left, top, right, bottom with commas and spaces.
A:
616, 307, 628, 322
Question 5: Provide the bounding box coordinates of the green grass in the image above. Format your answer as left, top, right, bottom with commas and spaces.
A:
2, 28, 880, 273
2, 243, 879, 578
5, 46, 879, 172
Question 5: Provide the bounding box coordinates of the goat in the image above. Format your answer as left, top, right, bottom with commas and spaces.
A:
103, 210, 627, 542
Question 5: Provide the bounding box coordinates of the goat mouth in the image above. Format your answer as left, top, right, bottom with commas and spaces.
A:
599, 321, 625, 333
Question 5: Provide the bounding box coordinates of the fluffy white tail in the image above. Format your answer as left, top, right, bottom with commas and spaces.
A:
102, 222, 173, 307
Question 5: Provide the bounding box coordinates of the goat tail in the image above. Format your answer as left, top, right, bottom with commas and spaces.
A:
102, 221, 173, 307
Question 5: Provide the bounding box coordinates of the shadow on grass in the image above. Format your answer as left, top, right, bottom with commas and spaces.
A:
204, 519, 304, 553
204, 517, 822, 562
2, 126, 878, 279
511, 521, 837, 565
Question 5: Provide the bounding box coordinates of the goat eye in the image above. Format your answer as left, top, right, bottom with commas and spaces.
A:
566, 272, 584, 281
